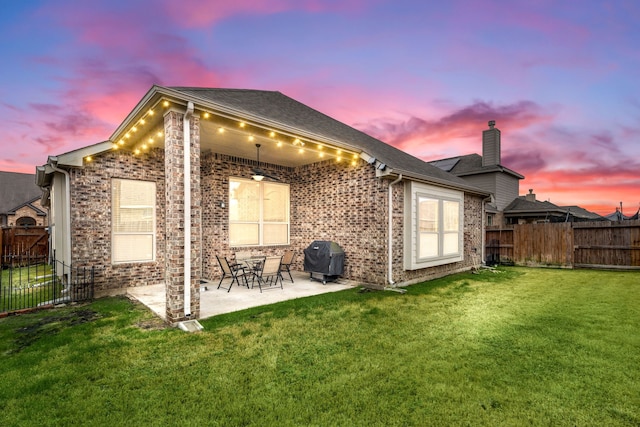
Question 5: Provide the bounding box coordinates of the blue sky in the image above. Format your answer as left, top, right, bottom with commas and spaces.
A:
1, 0, 638, 214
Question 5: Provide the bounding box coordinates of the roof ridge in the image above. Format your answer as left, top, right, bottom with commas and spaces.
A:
166, 86, 281, 95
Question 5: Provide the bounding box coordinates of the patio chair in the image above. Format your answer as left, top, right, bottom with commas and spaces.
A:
216, 255, 249, 292
279, 250, 295, 283
252, 256, 283, 293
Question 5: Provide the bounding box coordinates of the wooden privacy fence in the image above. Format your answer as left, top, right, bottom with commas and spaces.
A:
486, 220, 640, 270
1, 226, 49, 266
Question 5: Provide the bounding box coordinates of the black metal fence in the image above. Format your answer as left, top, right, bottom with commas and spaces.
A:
0, 251, 94, 314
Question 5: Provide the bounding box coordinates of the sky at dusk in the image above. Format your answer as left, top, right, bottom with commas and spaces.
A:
1, 0, 638, 215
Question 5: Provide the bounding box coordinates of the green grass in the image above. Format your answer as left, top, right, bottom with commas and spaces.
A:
1, 263, 61, 311
0, 267, 638, 426
1, 263, 53, 286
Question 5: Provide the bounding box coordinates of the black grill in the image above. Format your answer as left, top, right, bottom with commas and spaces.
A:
303, 240, 345, 284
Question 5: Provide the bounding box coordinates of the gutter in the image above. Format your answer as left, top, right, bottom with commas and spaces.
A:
183, 101, 194, 317
386, 174, 403, 289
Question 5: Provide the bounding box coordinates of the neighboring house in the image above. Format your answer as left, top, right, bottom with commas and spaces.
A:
604, 208, 640, 221
503, 190, 604, 224
36, 85, 489, 323
0, 171, 47, 227
430, 121, 524, 226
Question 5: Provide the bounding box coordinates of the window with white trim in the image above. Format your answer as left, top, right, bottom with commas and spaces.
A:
229, 177, 289, 246
112, 179, 156, 263
405, 181, 463, 269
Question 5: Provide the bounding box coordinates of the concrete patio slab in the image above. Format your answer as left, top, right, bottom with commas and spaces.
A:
127, 271, 358, 321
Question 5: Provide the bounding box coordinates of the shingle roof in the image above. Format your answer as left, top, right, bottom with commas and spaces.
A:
0, 172, 42, 214
430, 153, 524, 179
167, 87, 488, 194
558, 205, 604, 220
504, 196, 565, 214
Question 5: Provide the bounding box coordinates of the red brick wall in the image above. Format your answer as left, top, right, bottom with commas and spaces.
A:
68, 148, 166, 294
70, 147, 483, 293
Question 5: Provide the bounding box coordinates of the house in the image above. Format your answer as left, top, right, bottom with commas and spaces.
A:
0, 171, 47, 227
430, 121, 524, 226
36, 85, 489, 324
502, 190, 604, 224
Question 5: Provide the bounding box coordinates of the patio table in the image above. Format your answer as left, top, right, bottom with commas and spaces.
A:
243, 256, 266, 283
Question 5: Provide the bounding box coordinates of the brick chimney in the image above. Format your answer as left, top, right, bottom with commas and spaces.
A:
482, 120, 501, 167
525, 189, 536, 202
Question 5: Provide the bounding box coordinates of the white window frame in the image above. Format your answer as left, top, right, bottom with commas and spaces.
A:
111, 178, 156, 264
229, 177, 290, 247
404, 181, 464, 270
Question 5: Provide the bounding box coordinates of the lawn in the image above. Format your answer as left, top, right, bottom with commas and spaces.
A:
0, 267, 638, 426
0, 263, 60, 312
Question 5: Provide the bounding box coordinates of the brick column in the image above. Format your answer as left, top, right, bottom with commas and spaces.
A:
164, 108, 201, 323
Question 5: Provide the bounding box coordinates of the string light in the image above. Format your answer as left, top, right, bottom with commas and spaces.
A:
121, 102, 360, 165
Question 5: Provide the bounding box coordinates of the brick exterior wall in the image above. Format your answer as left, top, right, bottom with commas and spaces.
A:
66, 127, 483, 318
68, 147, 166, 295
395, 192, 484, 285
164, 110, 201, 322
200, 152, 484, 287
201, 154, 389, 284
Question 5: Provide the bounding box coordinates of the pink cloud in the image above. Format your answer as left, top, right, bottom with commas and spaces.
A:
160, 0, 372, 28
359, 100, 552, 161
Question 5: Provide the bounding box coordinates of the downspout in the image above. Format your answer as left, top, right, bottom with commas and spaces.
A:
481, 195, 493, 266
50, 161, 71, 269
387, 174, 402, 287
183, 102, 194, 317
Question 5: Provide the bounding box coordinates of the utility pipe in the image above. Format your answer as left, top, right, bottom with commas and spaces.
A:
387, 174, 403, 286
183, 102, 194, 317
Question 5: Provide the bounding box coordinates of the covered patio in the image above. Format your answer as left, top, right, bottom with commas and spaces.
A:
127, 270, 359, 321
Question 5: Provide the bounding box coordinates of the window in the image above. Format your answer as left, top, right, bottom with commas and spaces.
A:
112, 179, 155, 263
405, 181, 463, 269
16, 217, 36, 227
229, 177, 289, 246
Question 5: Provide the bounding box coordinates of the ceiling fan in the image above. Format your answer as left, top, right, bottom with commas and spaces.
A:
252, 144, 280, 182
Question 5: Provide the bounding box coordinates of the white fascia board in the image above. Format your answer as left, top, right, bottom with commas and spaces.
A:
55, 141, 115, 167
